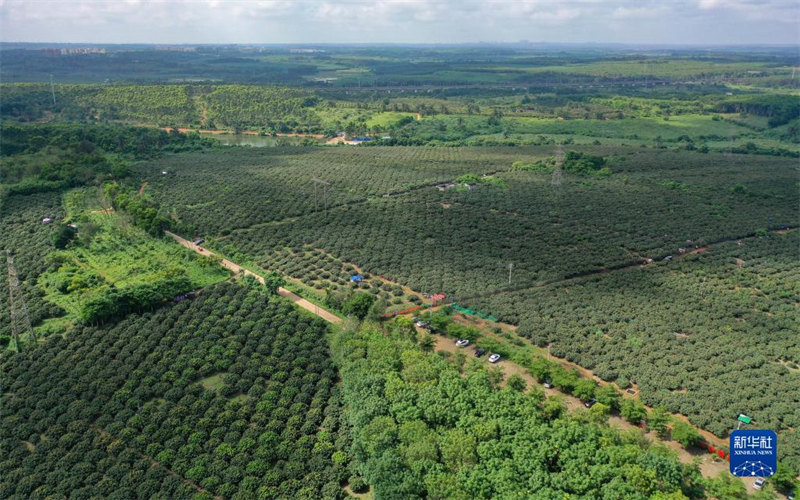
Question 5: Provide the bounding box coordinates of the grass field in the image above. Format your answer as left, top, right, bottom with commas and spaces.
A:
36, 188, 230, 328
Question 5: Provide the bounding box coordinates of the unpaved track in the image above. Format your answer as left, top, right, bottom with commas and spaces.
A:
166, 231, 341, 324
428, 329, 737, 481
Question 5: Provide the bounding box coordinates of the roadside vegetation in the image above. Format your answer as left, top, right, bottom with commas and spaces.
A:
1, 45, 797, 497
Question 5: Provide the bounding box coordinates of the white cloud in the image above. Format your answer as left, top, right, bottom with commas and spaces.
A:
0, 0, 796, 44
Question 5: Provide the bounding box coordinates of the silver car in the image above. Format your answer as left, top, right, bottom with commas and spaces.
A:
455, 339, 470, 347
488, 353, 501, 363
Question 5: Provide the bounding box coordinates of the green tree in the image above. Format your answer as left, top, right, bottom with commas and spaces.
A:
703, 471, 747, 499
595, 385, 621, 411
670, 420, 701, 448
573, 378, 597, 401
262, 272, 284, 294
342, 292, 375, 320
541, 396, 567, 421
587, 402, 610, 424
394, 316, 416, 339
52, 223, 77, 249
439, 429, 477, 472
419, 334, 436, 352
620, 398, 647, 425
648, 406, 671, 438
772, 462, 800, 493
507, 374, 527, 392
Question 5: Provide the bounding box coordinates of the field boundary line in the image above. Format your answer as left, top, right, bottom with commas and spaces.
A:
165, 231, 342, 324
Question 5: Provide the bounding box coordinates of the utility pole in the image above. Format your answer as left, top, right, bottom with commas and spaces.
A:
50, 74, 56, 107
6, 250, 35, 351
551, 144, 563, 187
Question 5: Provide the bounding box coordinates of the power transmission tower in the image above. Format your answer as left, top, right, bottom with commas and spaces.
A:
311, 177, 330, 216
551, 144, 563, 187
6, 250, 35, 351
50, 74, 57, 107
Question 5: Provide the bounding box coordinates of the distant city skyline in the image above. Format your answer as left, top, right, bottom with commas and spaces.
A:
1, 0, 798, 46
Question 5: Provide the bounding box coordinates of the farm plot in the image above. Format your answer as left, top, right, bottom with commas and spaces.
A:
213, 149, 796, 302
443, 149, 798, 259
219, 191, 630, 299
0, 192, 66, 345
135, 146, 552, 234
464, 231, 800, 469
257, 246, 422, 313
0, 282, 349, 499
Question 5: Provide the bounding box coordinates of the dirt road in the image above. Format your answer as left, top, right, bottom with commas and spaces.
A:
428, 329, 736, 481
166, 231, 341, 324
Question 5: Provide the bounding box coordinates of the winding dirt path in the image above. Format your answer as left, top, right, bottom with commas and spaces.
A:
427, 328, 737, 481
166, 231, 341, 324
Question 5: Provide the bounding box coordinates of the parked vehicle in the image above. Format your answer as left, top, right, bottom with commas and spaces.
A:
474, 348, 486, 357
583, 399, 597, 408
543, 381, 552, 389
455, 339, 470, 347
753, 478, 765, 490
193, 238, 205, 245
488, 353, 501, 363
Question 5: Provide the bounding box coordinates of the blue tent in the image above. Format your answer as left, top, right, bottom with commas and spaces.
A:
350, 274, 364, 282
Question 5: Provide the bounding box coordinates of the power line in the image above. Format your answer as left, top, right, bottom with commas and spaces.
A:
50, 74, 57, 107
6, 250, 35, 351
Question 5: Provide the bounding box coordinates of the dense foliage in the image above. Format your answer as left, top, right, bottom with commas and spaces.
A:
466, 232, 800, 468
0, 192, 66, 345
136, 146, 527, 234
137, 145, 798, 469
0, 282, 349, 499
213, 148, 796, 297
2, 45, 797, 496
104, 182, 172, 236
714, 94, 800, 128
333, 323, 704, 499
1, 123, 214, 194
2, 45, 795, 88
36, 188, 229, 329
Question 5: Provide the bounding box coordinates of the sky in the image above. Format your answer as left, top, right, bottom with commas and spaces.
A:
1, 0, 798, 46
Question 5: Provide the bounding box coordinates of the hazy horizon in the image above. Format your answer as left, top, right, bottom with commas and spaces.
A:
2, 0, 798, 46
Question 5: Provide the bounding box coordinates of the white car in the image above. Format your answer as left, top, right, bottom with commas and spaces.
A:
753, 478, 765, 490
455, 339, 470, 347
488, 353, 501, 363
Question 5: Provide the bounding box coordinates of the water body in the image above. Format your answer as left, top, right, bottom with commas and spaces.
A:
200, 133, 319, 147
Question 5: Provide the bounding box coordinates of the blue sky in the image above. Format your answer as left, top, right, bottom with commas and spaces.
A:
1, 0, 798, 45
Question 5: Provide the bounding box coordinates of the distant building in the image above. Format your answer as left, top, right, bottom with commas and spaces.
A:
45, 47, 106, 56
